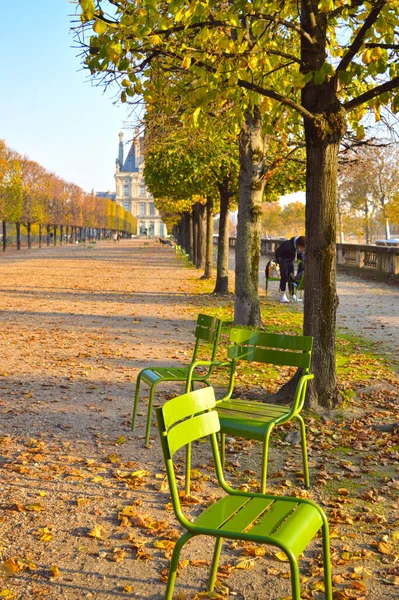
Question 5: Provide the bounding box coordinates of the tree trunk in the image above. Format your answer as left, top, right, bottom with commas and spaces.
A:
303, 131, 341, 408
53, 226, 57, 246
2, 221, 6, 252
27, 223, 31, 249
39, 224, 42, 248
213, 179, 232, 294
46, 225, 51, 246
234, 106, 266, 326
188, 211, 194, 261
301, 2, 347, 408
202, 197, 214, 279
16, 222, 21, 250
195, 202, 206, 270
60, 225, 63, 245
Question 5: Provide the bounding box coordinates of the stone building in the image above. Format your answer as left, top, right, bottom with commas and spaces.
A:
114, 132, 167, 237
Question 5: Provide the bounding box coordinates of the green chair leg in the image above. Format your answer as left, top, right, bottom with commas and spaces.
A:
260, 425, 274, 494
185, 442, 191, 496
295, 414, 310, 488
144, 385, 157, 447
131, 374, 142, 431
208, 538, 223, 591
287, 552, 301, 600
164, 531, 194, 600
220, 433, 226, 467
322, 522, 333, 600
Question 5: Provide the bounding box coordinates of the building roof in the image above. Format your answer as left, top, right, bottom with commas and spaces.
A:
121, 142, 138, 173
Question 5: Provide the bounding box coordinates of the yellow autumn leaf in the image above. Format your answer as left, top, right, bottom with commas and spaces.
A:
0, 591, 15, 599
274, 551, 289, 562
234, 557, 255, 569
378, 541, 393, 555
108, 453, 121, 464
36, 527, 53, 543
49, 565, 60, 577
131, 470, 150, 478
88, 525, 107, 540
0, 558, 20, 576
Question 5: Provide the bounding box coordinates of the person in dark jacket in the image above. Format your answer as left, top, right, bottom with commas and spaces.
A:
275, 235, 305, 303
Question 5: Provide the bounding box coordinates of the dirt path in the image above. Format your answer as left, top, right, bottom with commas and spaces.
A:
0, 241, 398, 600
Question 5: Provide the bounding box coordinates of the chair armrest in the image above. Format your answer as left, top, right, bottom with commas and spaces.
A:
185, 360, 232, 393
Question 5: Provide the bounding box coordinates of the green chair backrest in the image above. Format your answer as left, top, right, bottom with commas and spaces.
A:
191, 314, 223, 363
156, 387, 220, 524
228, 328, 312, 370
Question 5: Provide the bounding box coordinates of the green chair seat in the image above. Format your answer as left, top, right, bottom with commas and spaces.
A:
217, 399, 290, 440
156, 386, 332, 600
139, 366, 210, 386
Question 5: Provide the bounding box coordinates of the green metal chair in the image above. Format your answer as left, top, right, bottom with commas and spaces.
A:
186, 328, 314, 493
156, 386, 332, 600
131, 313, 222, 448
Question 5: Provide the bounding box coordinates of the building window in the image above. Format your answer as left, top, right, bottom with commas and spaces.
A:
140, 184, 146, 196
123, 201, 129, 211
123, 184, 129, 197
140, 202, 146, 217
160, 223, 165, 237
149, 222, 155, 235
149, 202, 155, 216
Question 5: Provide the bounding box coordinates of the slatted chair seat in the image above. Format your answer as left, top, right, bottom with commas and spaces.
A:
156, 386, 332, 600
216, 399, 290, 439
139, 365, 210, 387
131, 313, 223, 449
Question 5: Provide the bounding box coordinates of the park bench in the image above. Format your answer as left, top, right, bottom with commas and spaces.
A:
185, 327, 314, 493
156, 386, 332, 600
131, 313, 223, 448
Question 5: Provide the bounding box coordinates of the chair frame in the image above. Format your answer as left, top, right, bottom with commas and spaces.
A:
156, 386, 332, 600
131, 313, 222, 448
185, 328, 314, 493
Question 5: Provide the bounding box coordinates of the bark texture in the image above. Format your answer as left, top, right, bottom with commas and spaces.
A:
213, 179, 232, 295
202, 197, 213, 279
234, 106, 266, 327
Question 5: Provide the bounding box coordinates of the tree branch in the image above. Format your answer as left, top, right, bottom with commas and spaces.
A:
336, 0, 386, 74
344, 76, 399, 112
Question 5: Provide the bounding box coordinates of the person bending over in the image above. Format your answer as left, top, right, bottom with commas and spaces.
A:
275, 235, 305, 303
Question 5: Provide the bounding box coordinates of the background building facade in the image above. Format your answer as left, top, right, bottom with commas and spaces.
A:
114, 132, 167, 237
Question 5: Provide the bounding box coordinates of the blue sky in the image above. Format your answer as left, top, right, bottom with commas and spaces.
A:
0, 1, 134, 193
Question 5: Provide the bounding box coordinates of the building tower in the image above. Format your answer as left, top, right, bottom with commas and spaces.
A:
114, 132, 167, 237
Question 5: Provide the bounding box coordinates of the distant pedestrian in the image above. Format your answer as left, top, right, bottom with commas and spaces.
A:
275, 236, 305, 303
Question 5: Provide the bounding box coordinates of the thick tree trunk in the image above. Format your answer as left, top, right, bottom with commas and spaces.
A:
234, 106, 266, 326
27, 223, 31, 249
53, 226, 57, 246
303, 132, 341, 408
60, 225, 63, 245
2, 221, 6, 252
202, 197, 214, 279
301, 2, 347, 408
39, 224, 42, 248
213, 180, 232, 295
16, 222, 21, 250
46, 225, 51, 246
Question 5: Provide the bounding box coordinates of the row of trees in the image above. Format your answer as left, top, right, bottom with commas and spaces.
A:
75, 1, 399, 408
338, 144, 399, 243
0, 139, 136, 250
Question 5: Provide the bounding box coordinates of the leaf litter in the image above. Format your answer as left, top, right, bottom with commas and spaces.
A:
0, 241, 398, 599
